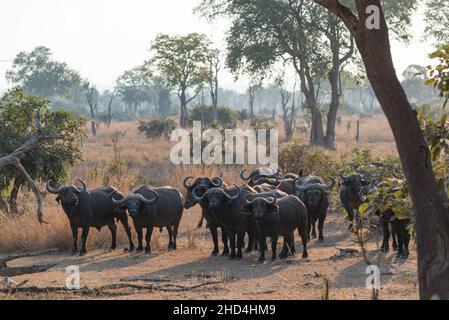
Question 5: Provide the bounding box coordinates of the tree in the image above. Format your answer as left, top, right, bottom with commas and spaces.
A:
206, 48, 221, 122
275, 75, 297, 142
247, 79, 262, 126
106, 87, 117, 128
146, 33, 210, 128
315, 0, 449, 300
5, 46, 81, 99
116, 66, 152, 116
424, 0, 449, 45
402, 64, 431, 104
0, 88, 85, 217
84, 82, 99, 137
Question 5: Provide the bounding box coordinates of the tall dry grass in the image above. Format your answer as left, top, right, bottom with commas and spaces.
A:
0, 114, 397, 253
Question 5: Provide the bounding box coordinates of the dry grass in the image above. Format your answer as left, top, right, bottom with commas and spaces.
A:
0, 114, 397, 253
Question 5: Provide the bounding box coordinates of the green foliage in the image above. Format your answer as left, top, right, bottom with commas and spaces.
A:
424, 0, 449, 45
279, 141, 336, 178
359, 179, 414, 225
116, 66, 153, 114
237, 109, 248, 122
138, 118, 177, 140
5, 46, 82, 99
190, 105, 237, 127
146, 33, 210, 97
0, 88, 86, 189
426, 44, 449, 108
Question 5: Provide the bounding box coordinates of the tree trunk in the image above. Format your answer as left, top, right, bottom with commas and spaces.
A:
315, 0, 449, 299
325, 58, 340, 150
179, 91, 189, 128
8, 179, 20, 214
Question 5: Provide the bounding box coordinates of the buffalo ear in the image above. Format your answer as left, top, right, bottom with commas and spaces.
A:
241, 204, 253, 215
267, 204, 280, 215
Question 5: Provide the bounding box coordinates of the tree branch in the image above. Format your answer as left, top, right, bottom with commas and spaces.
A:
314, 0, 359, 37
0, 112, 63, 223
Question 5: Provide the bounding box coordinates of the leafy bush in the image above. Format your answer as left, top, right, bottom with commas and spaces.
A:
138, 117, 177, 140
190, 105, 237, 127
279, 141, 336, 178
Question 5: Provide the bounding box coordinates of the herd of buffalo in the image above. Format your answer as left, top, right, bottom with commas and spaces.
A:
45, 166, 411, 263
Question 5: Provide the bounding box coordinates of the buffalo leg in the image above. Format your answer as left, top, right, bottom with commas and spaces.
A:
380, 218, 390, 253
107, 222, 117, 251
166, 225, 174, 250
298, 222, 309, 258
246, 233, 254, 253
145, 227, 153, 254
311, 220, 317, 239
221, 227, 229, 256
118, 215, 135, 252
209, 225, 220, 256
271, 236, 278, 261
345, 207, 355, 231
391, 224, 398, 251
70, 224, 78, 255
136, 226, 144, 252
79, 226, 90, 256
172, 214, 182, 250
229, 232, 236, 260
258, 236, 266, 263
318, 215, 326, 242
236, 232, 244, 259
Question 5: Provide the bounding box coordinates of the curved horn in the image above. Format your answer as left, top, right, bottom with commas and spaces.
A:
211, 176, 223, 187
76, 180, 87, 193
223, 185, 241, 200
135, 190, 159, 205
183, 176, 195, 189
244, 194, 257, 205
192, 185, 208, 202
111, 191, 128, 207
45, 180, 63, 194
264, 196, 277, 205
340, 171, 350, 180
240, 169, 256, 181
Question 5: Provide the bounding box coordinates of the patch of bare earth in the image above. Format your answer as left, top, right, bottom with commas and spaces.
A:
0, 206, 418, 300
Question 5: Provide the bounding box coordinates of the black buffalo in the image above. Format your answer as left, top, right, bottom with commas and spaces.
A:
240, 168, 300, 187
112, 186, 184, 254
242, 195, 308, 263
339, 172, 371, 230
192, 185, 254, 260
360, 183, 409, 259
183, 176, 229, 256
294, 177, 334, 242
46, 180, 134, 256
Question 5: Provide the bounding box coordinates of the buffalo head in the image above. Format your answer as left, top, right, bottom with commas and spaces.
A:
295, 177, 335, 210
111, 189, 159, 218
192, 185, 240, 209
242, 195, 278, 220
183, 176, 224, 209
46, 179, 87, 207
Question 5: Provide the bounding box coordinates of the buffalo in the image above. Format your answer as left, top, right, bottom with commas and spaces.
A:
294, 177, 335, 242
112, 186, 183, 254
240, 168, 301, 187
183, 176, 229, 256
46, 180, 134, 256
360, 183, 410, 259
242, 195, 308, 263
339, 172, 371, 230
192, 185, 255, 260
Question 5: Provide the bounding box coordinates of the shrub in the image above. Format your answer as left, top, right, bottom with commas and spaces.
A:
190, 105, 237, 127
138, 117, 177, 140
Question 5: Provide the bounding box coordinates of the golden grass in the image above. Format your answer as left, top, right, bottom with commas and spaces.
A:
0, 114, 397, 253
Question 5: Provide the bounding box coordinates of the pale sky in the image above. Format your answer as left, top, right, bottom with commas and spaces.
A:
0, 0, 434, 93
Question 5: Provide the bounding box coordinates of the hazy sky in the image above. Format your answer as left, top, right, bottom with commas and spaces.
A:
0, 0, 434, 93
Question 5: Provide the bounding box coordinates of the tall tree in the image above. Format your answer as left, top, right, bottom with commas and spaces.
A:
206, 48, 221, 122
248, 79, 262, 126
424, 0, 449, 45
5, 46, 81, 99
106, 87, 117, 128
116, 66, 152, 116
84, 82, 99, 137
146, 33, 210, 128
315, 0, 448, 300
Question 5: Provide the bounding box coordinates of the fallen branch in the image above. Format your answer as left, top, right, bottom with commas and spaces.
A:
0, 249, 59, 276
0, 111, 63, 223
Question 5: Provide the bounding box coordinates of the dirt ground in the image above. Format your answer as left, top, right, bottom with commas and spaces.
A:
0, 206, 418, 300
